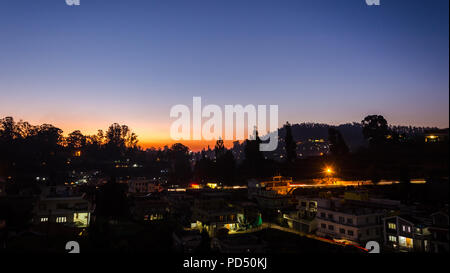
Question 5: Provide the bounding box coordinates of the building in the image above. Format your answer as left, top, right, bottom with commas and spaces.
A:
172, 229, 202, 253
130, 194, 170, 222
248, 176, 297, 210
428, 209, 449, 253
383, 214, 431, 252
315, 196, 384, 245
128, 178, 164, 194
191, 195, 240, 237
424, 129, 449, 143
283, 196, 318, 233
34, 186, 92, 228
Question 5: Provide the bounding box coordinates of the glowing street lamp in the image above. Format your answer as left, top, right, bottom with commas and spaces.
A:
325, 167, 333, 175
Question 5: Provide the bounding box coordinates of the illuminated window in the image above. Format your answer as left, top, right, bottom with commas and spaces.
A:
389, 235, 397, 242
40, 217, 48, 222
73, 213, 89, 227
56, 217, 67, 223
399, 236, 413, 248
388, 222, 396, 229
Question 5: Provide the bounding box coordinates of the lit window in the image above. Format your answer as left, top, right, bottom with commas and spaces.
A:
40, 217, 48, 222
389, 235, 397, 242
56, 217, 67, 223
388, 222, 396, 229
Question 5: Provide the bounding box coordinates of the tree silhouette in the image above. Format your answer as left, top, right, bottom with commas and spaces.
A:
284, 122, 297, 163
67, 130, 86, 150
168, 143, 192, 185
242, 129, 265, 178
328, 128, 349, 156
214, 139, 236, 186
362, 115, 389, 148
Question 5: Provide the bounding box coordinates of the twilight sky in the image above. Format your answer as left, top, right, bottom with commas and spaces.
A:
0, 0, 448, 149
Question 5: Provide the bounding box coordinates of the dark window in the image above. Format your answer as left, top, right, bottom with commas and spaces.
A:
348, 230, 354, 236
339, 228, 345, 234
328, 225, 334, 231
56, 203, 69, 209
321, 223, 326, 228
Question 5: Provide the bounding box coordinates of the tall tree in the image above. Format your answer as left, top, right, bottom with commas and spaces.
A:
328, 128, 349, 156
284, 122, 297, 163
168, 143, 192, 185
214, 138, 236, 186
67, 130, 87, 150
362, 115, 389, 148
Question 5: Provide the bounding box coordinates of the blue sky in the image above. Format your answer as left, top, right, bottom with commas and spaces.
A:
0, 0, 448, 146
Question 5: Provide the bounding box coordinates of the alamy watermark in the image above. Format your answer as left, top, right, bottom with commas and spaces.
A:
170, 97, 279, 151
365, 0, 380, 6
65, 0, 80, 6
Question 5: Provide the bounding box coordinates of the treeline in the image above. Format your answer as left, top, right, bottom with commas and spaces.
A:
275, 121, 436, 151
0, 117, 142, 189
0, 115, 448, 190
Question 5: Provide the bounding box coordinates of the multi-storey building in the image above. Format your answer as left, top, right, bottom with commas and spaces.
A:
315, 196, 384, 245
428, 209, 449, 253
383, 214, 431, 252
34, 186, 92, 228
283, 196, 318, 233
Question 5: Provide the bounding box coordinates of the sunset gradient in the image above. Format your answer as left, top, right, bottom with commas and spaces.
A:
0, 0, 448, 150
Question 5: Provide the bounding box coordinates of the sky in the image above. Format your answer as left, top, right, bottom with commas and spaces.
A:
0, 0, 448, 149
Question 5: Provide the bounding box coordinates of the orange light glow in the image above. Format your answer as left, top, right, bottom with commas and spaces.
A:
325, 167, 333, 175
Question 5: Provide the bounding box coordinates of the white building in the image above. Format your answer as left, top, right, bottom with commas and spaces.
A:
34, 186, 92, 227
315, 196, 383, 245
283, 196, 318, 233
